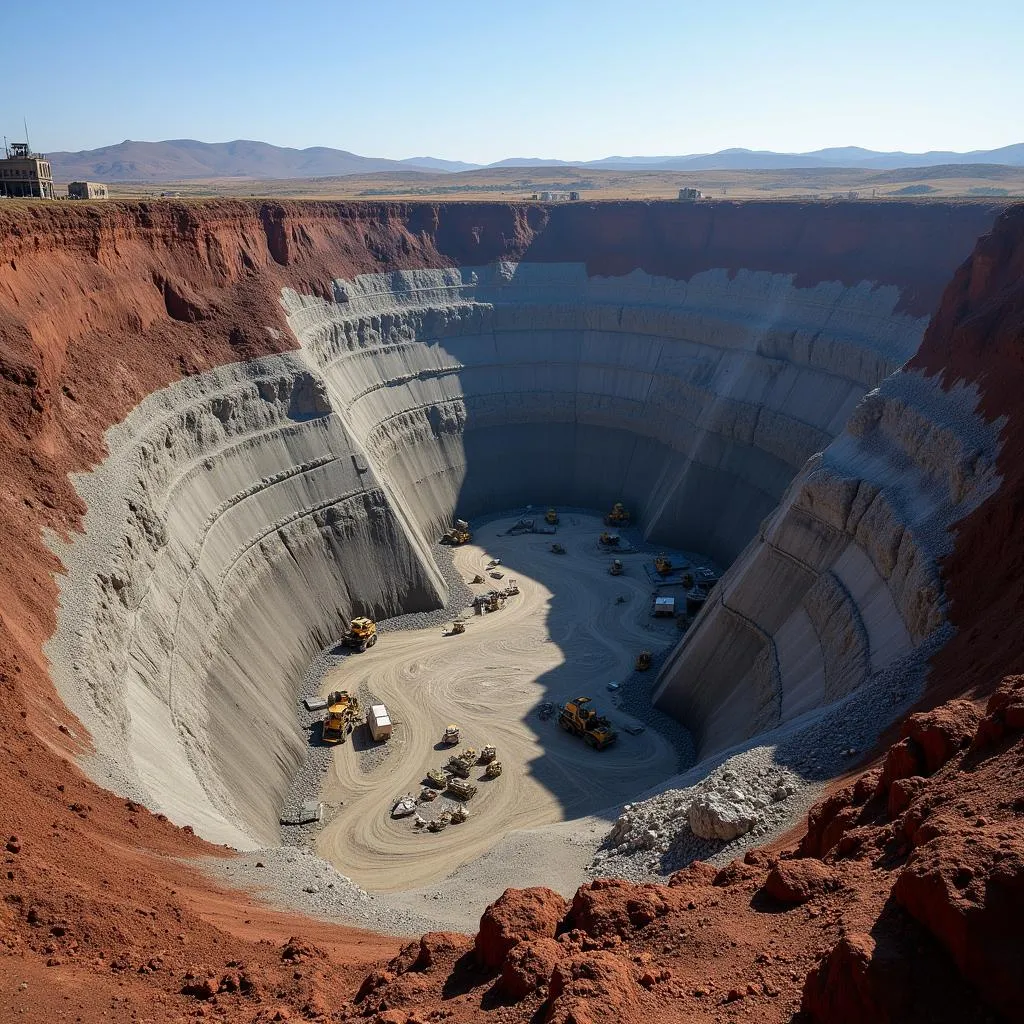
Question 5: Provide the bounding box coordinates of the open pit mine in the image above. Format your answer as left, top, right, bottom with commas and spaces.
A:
1, 198, 1023, 1023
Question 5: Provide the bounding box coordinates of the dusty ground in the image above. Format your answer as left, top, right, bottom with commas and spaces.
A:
316, 513, 683, 892
105, 164, 1024, 202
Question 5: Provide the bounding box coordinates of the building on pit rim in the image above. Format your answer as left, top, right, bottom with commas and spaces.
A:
68, 181, 109, 200
0, 141, 54, 199
678, 187, 704, 201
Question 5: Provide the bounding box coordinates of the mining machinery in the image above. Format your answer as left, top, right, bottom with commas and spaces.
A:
557, 696, 617, 750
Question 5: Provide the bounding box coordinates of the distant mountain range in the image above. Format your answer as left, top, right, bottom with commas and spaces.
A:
43, 138, 1024, 182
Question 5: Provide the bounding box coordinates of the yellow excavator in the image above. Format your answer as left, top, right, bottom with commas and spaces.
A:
599, 532, 620, 547
321, 690, 362, 744
441, 519, 472, 545
655, 554, 673, 576
558, 696, 616, 750
604, 503, 631, 527
342, 616, 378, 652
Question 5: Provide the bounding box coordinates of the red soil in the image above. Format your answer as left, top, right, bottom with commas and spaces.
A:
0, 198, 1018, 1022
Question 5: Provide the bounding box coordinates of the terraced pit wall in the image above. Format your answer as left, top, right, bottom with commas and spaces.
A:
0, 198, 1002, 848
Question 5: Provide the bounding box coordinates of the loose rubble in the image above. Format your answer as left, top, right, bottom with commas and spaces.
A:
595, 628, 947, 881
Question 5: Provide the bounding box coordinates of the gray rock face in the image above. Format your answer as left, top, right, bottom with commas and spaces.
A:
654, 368, 1004, 760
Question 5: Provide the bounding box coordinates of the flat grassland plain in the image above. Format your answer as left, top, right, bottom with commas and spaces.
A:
104, 163, 1024, 202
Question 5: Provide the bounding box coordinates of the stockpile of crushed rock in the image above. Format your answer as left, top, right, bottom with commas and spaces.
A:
594, 627, 947, 882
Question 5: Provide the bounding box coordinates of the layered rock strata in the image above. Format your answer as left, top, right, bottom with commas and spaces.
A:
653, 368, 1003, 756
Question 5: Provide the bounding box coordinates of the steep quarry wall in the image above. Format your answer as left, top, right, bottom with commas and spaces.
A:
285, 263, 928, 566
0, 199, 1004, 849
46, 356, 446, 846
654, 368, 1003, 755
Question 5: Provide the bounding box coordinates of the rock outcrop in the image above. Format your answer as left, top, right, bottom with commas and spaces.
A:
475, 887, 568, 969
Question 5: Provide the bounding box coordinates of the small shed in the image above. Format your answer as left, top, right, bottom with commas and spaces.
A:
68, 181, 109, 200
653, 595, 676, 617
367, 703, 393, 741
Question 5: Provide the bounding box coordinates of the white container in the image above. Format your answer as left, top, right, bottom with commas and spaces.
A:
367, 703, 393, 741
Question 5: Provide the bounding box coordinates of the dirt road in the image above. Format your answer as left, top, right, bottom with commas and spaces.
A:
315, 513, 681, 892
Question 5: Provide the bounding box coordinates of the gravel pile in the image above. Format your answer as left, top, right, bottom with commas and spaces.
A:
194, 846, 439, 935
592, 625, 949, 882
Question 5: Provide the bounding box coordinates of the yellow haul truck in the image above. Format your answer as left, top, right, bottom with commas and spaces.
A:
342, 616, 377, 652
321, 690, 361, 744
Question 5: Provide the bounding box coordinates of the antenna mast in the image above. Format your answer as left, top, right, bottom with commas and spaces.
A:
23, 117, 31, 153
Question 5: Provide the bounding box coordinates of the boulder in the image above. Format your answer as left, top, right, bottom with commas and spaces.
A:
544, 950, 651, 1024
877, 738, 924, 792
800, 932, 891, 1023
802, 918, 997, 1024
886, 775, 927, 818
565, 879, 681, 938
893, 823, 1024, 1021
972, 674, 1024, 751
902, 701, 981, 773
688, 787, 759, 841
412, 932, 470, 971
279, 937, 327, 963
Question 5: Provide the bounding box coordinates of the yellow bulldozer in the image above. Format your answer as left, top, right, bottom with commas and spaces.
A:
557, 696, 616, 750
545, 507, 560, 525
321, 690, 362, 744
342, 616, 378, 652
604, 503, 631, 527
441, 519, 472, 545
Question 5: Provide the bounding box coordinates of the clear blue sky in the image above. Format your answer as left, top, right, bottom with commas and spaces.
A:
5, 0, 1022, 162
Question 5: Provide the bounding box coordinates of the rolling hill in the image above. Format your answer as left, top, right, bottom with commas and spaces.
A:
43, 138, 1024, 183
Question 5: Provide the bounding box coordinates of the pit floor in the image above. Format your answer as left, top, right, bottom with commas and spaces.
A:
315, 513, 685, 892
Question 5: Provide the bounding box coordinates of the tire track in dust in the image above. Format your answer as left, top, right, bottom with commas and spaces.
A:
312, 514, 680, 892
